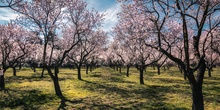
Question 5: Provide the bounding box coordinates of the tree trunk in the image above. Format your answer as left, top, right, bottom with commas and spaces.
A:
77, 66, 82, 80
163, 66, 166, 71
140, 67, 144, 84
47, 67, 63, 96
208, 68, 212, 77
13, 67, 16, 76
52, 72, 62, 96
86, 65, 89, 74
0, 75, 5, 90
157, 66, 160, 75
178, 65, 183, 73
33, 67, 36, 72
55, 67, 59, 74
126, 66, 130, 77
41, 67, 45, 78
191, 60, 206, 110
119, 66, 121, 73
184, 72, 187, 80
192, 84, 204, 110
167, 66, 170, 70
19, 64, 22, 70
0, 68, 6, 90
90, 65, 92, 72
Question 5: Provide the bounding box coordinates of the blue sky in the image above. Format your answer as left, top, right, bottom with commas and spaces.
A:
0, 0, 121, 32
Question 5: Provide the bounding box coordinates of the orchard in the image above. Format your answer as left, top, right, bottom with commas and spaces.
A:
0, 0, 220, 110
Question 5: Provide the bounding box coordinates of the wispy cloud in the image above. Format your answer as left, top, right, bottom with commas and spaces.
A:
0, 8, 18, 24
0, 0, 121, 32
86, 0, 121, 32
102, 2, 121, 32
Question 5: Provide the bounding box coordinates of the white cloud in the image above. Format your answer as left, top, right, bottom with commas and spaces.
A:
0, 1, 121, 32
86, 0, 121, 32
102, 3, 121, 32
0, 8, 18, 24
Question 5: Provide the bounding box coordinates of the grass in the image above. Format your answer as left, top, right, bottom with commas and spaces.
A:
0, 66, 220, 110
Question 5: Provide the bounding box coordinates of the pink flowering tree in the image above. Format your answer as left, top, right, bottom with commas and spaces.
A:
84, 35, 108, 74
117, 0, 220, 109
12, 0, 68, 96
10, 0, 104, 96
67, 30, 107, 80
113, 7, 161, 84
111, 29, 137, 77
201, 31, 220, 77
0, 22, 37, 90
211, 29, 220, 55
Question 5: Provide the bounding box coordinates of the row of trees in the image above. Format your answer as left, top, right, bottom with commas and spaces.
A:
109, 0, 220, 110
1, 0, 220, 110
0, 0, 107, 96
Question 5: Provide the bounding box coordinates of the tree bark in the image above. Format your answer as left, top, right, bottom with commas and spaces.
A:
53, 76, 62, 96
191, 60, 206, 110
86, 64, 89, 74
41, 67, 45, 78
184, 72, 187, 80
0, 75, 5, 90
13, 67, 16, 76
19, 64, 22, 70
157, 66, 160, 75
77, 65, 82, 80
55, 67, 59, 74
140, 67, 144, 84
47, 67, 63, 96
207, 68, 212, 77
119, 66, 121, 73
0, 67, 7, 90
90, 64, 92, 72
178, 65, 183, 73
192, 84, 204, 110
126, 66, 130, 77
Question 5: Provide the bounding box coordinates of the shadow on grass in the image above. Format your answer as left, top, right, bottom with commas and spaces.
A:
0, 89, 56, 109
57, 95, 83, 110
5, 75, 51, 84
80, 79, 189, 110
66, 67, 190, 109
203, 85, 220, 103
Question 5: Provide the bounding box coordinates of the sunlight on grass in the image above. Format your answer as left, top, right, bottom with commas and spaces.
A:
0, 66, 219, 109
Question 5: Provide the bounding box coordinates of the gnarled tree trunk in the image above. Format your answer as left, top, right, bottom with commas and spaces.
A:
188, 60, 206, 110
52, 75, 62, 96
47, 66, 62, 96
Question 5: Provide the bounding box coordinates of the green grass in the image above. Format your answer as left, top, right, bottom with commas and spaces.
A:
0, 66, 220, 110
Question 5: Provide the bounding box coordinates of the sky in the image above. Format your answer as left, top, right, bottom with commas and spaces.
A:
86, 0, 121, 32
0, 0, 121, 32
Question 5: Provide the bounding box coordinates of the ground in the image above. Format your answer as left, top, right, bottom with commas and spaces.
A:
0, 66, 220, 110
